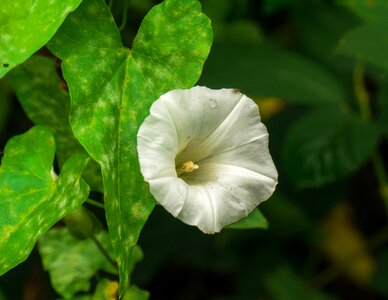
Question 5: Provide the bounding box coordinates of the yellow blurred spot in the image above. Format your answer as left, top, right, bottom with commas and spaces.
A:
321, 203, 375, 285
254, 97, 285, 121
104, 281, 119, 300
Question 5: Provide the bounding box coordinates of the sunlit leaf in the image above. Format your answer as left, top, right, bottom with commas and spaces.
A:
48, 0, 212, 294
38, 228, 116, 299
0, 0, 82, 78
0, 126, 90, 275
226, 208, 268, 230
283, 108, 380, 188
200, 44, 346, 105
8, 55, 103, 192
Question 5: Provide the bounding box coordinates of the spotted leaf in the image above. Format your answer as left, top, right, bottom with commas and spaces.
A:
0, 126, 90, 275
8, 55, 103, 192
0, 0, 82, 78
48, 0, 212, 294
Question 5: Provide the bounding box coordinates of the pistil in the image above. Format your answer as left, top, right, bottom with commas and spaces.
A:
176, 160, 199, 177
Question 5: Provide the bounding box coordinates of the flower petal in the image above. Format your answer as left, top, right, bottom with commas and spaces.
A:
179, 163, 277, 233
137, 86, 278, 234
160, 86, 244, 157
137, 98, 179, 180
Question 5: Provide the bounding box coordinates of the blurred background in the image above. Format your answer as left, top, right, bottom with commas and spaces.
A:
1, 0, 388, 299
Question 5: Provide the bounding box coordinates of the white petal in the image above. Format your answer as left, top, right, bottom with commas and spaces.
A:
160, 86, 243, 156
137, 98, 178, 180
137, 86, 278, 234
179, 163, 277, 233
176, 93, 266, 167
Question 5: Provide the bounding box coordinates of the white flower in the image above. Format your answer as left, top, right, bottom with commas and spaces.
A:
137, 86, 278, 234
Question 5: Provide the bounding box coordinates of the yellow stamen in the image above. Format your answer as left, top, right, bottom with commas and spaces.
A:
182, 161, 199, 173
177, 160, 199, 176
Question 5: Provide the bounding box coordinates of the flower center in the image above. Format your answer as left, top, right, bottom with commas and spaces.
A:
176, 160, 199, 177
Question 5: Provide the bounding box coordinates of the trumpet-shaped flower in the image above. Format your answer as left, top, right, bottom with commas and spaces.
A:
137, 86, 278, 234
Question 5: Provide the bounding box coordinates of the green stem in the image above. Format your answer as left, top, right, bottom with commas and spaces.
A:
118, 0, 131, 32
86, 198, 105, 209
90, 235, 117, 270
353, 62, 388, 211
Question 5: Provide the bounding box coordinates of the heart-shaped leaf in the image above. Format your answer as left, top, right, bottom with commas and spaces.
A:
0, 126, 90, 275
48, 0, 212, 293
0, 0, 82, 78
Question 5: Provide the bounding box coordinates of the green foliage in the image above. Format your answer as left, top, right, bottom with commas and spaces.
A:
8, 55, 103, 191
2, 0, 388, 299
265, 266, 337, 300
0, 126, 90, 275
338, 23, 388, 71
262, 0, 301, 14
283, 108, 381, 187
200, 44, 346, 105
38, 228, 117, 299
0, 0, 82, 78
226, 208, 268, 230
338, 0, 388, 22
47, 0, 212, 294
337, 1, 388, 71
123, 285, 149, 300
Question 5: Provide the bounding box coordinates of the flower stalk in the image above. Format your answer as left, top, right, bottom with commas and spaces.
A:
353, 62, 388, 211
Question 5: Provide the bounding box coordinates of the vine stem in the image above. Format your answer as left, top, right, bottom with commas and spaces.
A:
86, 198, 105, 209
353, 62, 388, 211
118, 0, 131, 32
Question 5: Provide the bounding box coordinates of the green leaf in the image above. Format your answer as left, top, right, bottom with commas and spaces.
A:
338, 0, 388, 23
48, 0, 212, 294
122, 285, 149, 300
337, 22, 388, 71
8, 55, 103, 192
0, 0, 82, 78
283, 108, 381, 188
0, 126, 90, 275
199, 43, 346, 105
38, 228, 116, 299
265, 266, 337, 300
293, 4, 360, 71
226, 208, 268, 230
